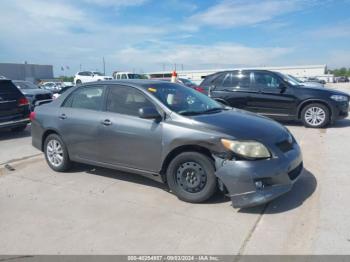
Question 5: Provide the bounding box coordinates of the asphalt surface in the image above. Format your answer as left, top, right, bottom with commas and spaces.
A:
0, 86, 349, 255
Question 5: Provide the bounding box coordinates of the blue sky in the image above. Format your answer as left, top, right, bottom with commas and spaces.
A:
0, 0, 350, 76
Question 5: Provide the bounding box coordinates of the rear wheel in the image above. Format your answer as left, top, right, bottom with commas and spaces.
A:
301, 103, 330, 128
11, 125, 27, 132
44, 134, 71, 172
166, 152, 217, 203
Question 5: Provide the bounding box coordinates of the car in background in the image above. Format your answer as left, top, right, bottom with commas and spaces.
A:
113, 72, 147, 80
334, 76, 349, 83
287, 75, 324, 88
74, 71, 113, 85
200, 70, 349, 128
41, 82, 62, 93
13, 80, 53, 111
52, 85, 74, 99
0, 79, 30, 132
31, 80, 303, 208
154, 77, 205, 93
305, 77, 326, 85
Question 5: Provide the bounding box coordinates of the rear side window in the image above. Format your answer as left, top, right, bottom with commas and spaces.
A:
200, 73, 223, 87
106, 85, 155, 117
216, 72, 251, 90
64, 85, 105, 111
0, 80, 21, 94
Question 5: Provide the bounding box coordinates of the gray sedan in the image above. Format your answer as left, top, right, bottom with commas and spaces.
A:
31, 80, 303, 208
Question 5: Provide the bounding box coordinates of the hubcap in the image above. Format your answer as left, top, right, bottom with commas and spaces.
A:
46, 139, 64, 167
176, 162, 207, 193
305, 107, 326, 126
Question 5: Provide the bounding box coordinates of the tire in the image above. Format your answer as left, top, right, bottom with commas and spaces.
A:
166, 152, 217, 203
76, 79, 82, 85
301, 103, 330, 128
11, 125, 27, 132
44, 134, 71, 172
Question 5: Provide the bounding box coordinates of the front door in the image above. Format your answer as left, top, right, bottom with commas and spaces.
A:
250, 71, 297, 118
98, 85, 163, 172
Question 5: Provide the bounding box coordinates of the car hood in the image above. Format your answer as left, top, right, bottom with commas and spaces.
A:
297, 85, 350, 97
189, 109, 290, 144
21, 89, 52, 96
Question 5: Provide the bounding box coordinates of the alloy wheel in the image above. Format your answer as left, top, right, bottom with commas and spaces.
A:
46, 139, 64, 167
304, 106, 326, 126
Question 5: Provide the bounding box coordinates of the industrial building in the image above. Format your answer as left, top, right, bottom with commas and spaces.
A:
148, 64, 333, 84
0, 63, 54, 82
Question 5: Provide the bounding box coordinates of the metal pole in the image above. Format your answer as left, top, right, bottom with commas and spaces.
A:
103, 57, 106, 75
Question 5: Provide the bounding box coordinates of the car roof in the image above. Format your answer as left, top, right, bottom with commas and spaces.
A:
84, 79, 178, 89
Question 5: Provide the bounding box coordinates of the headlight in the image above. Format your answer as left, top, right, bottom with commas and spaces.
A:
221, 139, 271, 159
330, 95, 348, 102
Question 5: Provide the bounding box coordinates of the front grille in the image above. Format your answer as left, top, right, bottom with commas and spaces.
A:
288, 162, 303, 181
35, 93, 52, 101
276, 139, 294, 153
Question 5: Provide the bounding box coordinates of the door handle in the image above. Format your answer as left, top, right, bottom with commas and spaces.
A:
59, 114, 67, 120
101, 119, 112, 126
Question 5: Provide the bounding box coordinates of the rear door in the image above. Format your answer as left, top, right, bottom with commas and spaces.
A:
210, 71, 258, 110
57, 84, 107, 161
251, 71, 297, 117
0, 80, 28, 122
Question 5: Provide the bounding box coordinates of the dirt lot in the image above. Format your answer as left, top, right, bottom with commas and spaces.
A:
0, 86, 349, 255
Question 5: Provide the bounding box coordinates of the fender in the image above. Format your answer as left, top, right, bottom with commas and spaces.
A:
297, 99, 333, 119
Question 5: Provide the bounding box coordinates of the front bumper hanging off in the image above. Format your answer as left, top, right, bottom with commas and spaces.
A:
214, 144, 303, 208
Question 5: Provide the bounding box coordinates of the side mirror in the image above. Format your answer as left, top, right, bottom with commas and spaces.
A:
138, 107, 161, 120
279, 83, 287, 92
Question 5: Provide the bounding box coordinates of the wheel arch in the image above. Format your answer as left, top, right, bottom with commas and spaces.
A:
41, 129, 60, 151
297, 99, 333, 120
160, 145, 214, 182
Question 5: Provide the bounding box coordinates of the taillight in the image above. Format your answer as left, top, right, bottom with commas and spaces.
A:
194, 87, 205, 93
18, 97, 29, 106
29, 111, 36, 121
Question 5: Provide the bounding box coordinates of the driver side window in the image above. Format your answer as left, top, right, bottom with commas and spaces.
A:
254, 72, 281, 89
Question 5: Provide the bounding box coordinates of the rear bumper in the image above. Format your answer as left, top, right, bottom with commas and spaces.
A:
0, 118, 30, 129
215, 144, 303, 208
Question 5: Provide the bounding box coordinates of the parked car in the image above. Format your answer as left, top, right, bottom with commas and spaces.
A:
74, 71, 113, 85
41, 82, 62, 93
13, 80, 53, 110
31, 80, 303, 208
334, 76, 349, 83
155, 77, 205, 93
113, 72, 147, 80
200, 70, 349, 128
305, 77, 326, 85
287, 75, 324, 88
52, 85, 74, 99
0, 79, 30, 132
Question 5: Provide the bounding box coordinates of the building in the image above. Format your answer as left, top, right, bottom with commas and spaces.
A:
0, 63, 54, 82
147, 64, 333, 84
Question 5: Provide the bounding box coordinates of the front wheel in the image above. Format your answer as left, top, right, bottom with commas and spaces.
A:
166, 152, 217, 203
301, 103, 330, 128
44, 134, 71, 172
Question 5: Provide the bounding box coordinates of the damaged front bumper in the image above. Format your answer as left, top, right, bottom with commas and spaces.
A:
214, 143, 303, 209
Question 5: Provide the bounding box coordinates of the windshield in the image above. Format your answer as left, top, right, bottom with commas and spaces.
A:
14, 81, 39, 89
128, 74, 144, 79
144, 83, 223, 115
93, 72, 103, 76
